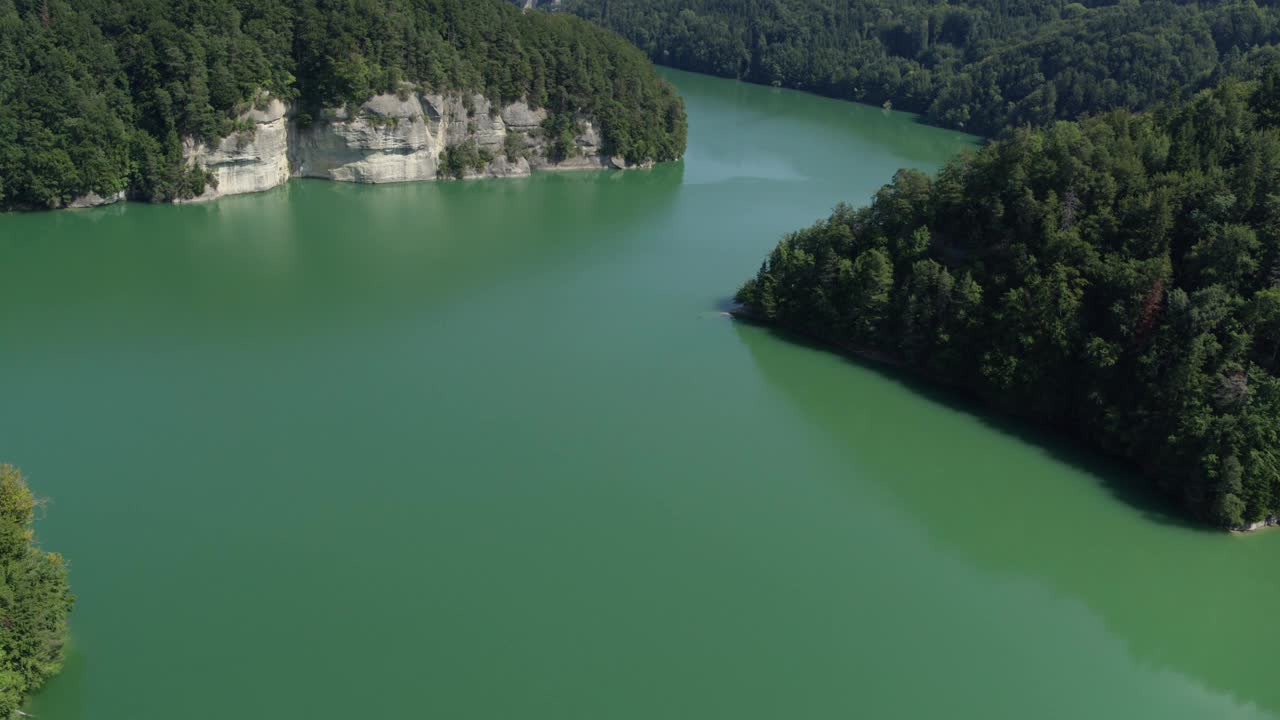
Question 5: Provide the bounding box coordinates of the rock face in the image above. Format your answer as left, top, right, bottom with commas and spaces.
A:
1236, 515, 1279, 532
184, 99, 291, 201
65, 190, 126, 209
291, 93, 441, 183
179, 89, 632, 202
530, 115, 607, 171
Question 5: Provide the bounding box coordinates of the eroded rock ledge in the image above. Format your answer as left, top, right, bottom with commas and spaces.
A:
1234, 515, 1279, 533
171, 91, 641, 203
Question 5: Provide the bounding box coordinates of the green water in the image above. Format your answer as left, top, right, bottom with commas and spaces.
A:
1, 69, 1277, 719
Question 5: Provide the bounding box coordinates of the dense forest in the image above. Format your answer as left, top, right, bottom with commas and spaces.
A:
0, 465, 72, 714
0, 0, 685, 209
736, 68, 1280, 527
563, 0, 1280, 135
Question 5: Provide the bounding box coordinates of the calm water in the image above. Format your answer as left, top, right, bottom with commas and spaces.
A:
2, 69, 1278, 719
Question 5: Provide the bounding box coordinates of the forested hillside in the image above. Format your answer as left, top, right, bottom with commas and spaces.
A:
737, 68, 1280, 527
0, 0, 685, 209
564, 0, 1280, 135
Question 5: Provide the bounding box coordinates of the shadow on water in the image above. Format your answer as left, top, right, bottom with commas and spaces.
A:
731, 319, 1280, 716
664, 68, 978, 176
25, 644, 84, 718
658, 65, 990, 142
752, 321, 1207, 532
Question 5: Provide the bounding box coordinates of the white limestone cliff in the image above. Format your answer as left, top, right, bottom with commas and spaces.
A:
183, 99, 291, 201
179, 89, 637, 202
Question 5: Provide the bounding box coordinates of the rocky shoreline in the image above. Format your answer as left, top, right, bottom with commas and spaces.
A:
1232, 516, 1280, 533
68, 89, 650, 208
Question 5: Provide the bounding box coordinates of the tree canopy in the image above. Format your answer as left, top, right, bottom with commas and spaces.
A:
0, 0, 686, 209
0, 465, 72, 715
737, 70, 1280, 527
564, 0, 1280, 135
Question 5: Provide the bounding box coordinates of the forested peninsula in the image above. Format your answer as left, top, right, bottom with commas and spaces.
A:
0, 0, 686, 210
736, 70, 1280, 528
538, 0, 1280, 527
564, 0, 1280, 135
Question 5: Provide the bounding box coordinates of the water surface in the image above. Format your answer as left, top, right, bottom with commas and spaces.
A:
1, 69, 1277, 719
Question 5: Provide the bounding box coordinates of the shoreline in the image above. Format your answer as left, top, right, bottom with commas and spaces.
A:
1231, 516, 1280, 534
38, 88, 677, 213
41, 157, 655, 212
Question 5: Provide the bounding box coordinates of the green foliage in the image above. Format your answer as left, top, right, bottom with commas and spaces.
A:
0, 0, 685, 210
0, 465, 72, 716
565, 0, 1280, 135
438, 139, 493, 179
543, 115, 580, 163
739, 70, 1280, 526
503, 130, 527, 162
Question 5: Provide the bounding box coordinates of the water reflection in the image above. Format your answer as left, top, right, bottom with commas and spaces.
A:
666, 68, 978, 187
733, 320, 1280, 715
0, 164, 684, 349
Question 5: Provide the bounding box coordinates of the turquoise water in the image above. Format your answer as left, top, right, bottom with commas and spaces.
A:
0, 69, 1275, 719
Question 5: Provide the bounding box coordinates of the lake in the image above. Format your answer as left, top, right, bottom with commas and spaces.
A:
2, 69, 1278, 719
